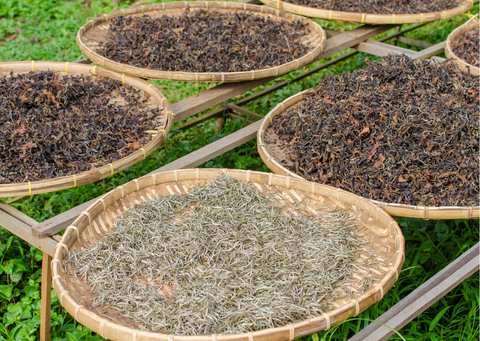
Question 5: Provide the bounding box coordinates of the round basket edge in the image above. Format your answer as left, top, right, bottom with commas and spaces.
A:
0, 61, 173, 197
52, 168, 405, 341
257, 90, 480, 220
259, 0, 473, 24
76, 1, 327, 82
445, 19, 480, 76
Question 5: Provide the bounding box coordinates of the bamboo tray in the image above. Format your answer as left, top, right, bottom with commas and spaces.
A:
76, 1, 326, 82
257, 91, 480, 220
445, 19, 480, 76
260, 0, 473, 24
52, 168, 404, 341
0, 61, 173, 197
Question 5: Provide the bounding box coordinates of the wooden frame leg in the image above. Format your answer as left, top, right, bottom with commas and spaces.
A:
40, 252, 52, 341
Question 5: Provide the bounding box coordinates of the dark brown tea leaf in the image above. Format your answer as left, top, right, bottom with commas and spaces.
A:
0, 71, 161, 184
99, 9, 310, 73
271, 55, 479, 207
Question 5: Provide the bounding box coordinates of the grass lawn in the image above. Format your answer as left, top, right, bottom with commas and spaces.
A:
0, 1, 478, 340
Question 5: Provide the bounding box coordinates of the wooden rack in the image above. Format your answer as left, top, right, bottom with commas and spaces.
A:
0, 2, 478, 340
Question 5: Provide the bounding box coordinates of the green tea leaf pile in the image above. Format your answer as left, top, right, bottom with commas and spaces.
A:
66, 175, 379, 335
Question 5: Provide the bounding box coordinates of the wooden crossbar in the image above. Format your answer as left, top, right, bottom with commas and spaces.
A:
349, 243, 479, 341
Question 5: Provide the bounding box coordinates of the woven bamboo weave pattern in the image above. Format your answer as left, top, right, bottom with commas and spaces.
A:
52, 169, 404, 341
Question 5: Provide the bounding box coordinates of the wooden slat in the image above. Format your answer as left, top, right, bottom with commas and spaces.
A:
357, 40, 417, 57
0, 210, 57, 256
150, 120, 263, 173
349, 243, 479, 341
0, 200, 38, 227
413, 41, 446, 60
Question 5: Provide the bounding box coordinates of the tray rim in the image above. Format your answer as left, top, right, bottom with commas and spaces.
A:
52, 168, 405, 341
76, 1, 327, 82
0, 61, 173, 197
257, 90, 480, 220
259, 0, 473, 24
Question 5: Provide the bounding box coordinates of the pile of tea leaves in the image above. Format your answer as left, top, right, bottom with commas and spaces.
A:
283, 0, 462, 14
271, 55, 479, 207
99, 9, 310, 73
66, 175, 380, 334
452, 26, 480, 67
0, 71, 161, 184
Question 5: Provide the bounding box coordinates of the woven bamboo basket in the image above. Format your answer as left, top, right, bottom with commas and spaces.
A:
445, 19, 480, 76
260, 0, 473, 24
52, 168, 404, 341
0, 61, 173, 197
257, 91, 480, 220
76, 1, 326, 82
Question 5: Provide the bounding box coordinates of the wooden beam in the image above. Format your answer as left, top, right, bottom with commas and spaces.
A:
349, 243, 479, 341
357, 40, 417, 57
176, 107, 228, 130
40, 253, 52, 341
0, 200, 38, 227
150, 120, 263, 173
0, 210, 57, 256
225, 103, 264, 120
171, 78, 274, 123
430, 56, 447, 63
6, 196, 29, 204
397, 36, 433, 48
413, 41, 446, 60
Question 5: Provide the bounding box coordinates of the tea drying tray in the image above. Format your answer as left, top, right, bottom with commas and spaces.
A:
52, 168, 404, 341
76, 1, 326, 82
0, 61, 173, 197
257, 90, 480, 220
260, 0, 473, 24
445, 19, 480, 76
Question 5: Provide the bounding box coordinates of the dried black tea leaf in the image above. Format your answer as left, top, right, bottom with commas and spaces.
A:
99, 9, 310, 73
282, 0, 462, 14
0, 71, 161, 184
271, 55, 479, 207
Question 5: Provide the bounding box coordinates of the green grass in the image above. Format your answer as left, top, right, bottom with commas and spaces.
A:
0, 1, 478, 340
